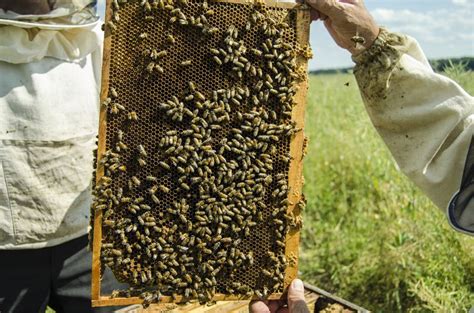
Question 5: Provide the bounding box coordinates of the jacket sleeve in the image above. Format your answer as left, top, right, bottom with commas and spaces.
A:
352, 28, 474, 235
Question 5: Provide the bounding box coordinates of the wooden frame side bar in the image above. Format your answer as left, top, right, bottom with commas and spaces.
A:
91, 0, 113, 303
283, 6, 311, 287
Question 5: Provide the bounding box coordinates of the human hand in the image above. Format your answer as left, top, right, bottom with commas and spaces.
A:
0, 0, 52, 15
305, 0, 380, 56
249, 279, 310, 313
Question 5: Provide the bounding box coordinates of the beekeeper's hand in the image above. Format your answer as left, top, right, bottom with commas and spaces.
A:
249, 279, 310, 313
305, 0, 380, 56
0, 0, 52, 15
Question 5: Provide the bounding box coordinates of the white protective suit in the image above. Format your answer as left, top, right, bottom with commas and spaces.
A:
353, 28, 474, 236
0, 0, 102, 249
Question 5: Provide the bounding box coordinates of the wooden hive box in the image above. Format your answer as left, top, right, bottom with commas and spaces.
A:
91, 0, 311, 307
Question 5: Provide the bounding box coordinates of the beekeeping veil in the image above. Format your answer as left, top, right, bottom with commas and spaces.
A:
0, 0, 101, 63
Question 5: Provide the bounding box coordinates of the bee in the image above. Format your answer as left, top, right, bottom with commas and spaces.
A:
140, 204, 151, 210
180, 60, 192, 66
351, 35, 366, 45
116, 141, 127, 151
221, 237, 232, 244
145, 176, 157, 184
146, 62, 155, 73
155, 50, 168, 58
167, 34, 175, 44
111, 249, 122, 256
139, 32, 148, 40
101, 97, 112, 108
213, 56, 222, 65
110, 87, 118, 99
112, 0, 120, 10
159, 161, 170, 170
128, 111, 138, 121
107, 21, 117, 33
131, 176, 141, 187
154, 65, 164, 74
144, 1, 151, 11
104, 220, 115, 227
195, 91, 205, 101
262, 269, 272, 277
137, 144, 147, 157
137, 158, 146, 167
159, 185, 170, 193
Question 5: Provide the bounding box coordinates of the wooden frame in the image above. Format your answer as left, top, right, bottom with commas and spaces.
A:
91, 0, 311, 307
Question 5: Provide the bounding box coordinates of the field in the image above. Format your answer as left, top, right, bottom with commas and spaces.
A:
300, 68, 474, 312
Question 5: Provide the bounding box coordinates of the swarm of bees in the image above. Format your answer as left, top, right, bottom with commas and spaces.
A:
93, 0, 310, 306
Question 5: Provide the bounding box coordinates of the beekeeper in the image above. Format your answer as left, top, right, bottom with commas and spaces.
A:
251, 0, 473, 312
0, 0, 124, 312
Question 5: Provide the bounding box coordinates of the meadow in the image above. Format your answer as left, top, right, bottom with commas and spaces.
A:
299, 66, 474, 312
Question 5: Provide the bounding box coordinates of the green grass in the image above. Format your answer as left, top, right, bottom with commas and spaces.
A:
299, 69, 474, 312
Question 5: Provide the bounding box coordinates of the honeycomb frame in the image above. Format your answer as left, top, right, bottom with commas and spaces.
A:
91, 0, 311, 307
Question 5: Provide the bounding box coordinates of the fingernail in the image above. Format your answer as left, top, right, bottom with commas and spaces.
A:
291, 279, 304, 291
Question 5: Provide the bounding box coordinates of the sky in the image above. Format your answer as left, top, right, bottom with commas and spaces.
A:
97, 0, 474, 70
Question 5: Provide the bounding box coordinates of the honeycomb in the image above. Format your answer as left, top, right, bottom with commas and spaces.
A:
92, 0, 310, 305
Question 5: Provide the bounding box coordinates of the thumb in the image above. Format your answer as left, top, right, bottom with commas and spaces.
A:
288, 279, 309, 313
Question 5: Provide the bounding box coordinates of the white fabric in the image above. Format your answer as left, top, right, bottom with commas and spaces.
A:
354, 30, 474, 235
0, 22, 101, 63
0, 3, 102, 249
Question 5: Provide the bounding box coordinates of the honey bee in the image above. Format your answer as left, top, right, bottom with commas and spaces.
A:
137, 144, 147, 157
159, 185, 170, 193
159, 161, 170, 170
107, 21, 117, 33
154, 65, 164, 74
213, 56, 222, 65
167, 34, 175, 44
131, 176, 141, 187
146, 62, 155, 73
111, 249, 122, 256
128, 111, 138, 121
180, 60, 192, 66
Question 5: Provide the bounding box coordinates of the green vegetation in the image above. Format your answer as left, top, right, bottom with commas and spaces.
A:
299, 68, 474, 312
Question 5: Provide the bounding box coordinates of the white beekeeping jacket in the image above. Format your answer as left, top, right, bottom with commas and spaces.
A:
0, 0, 102, 249
353, 28, 474, 236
